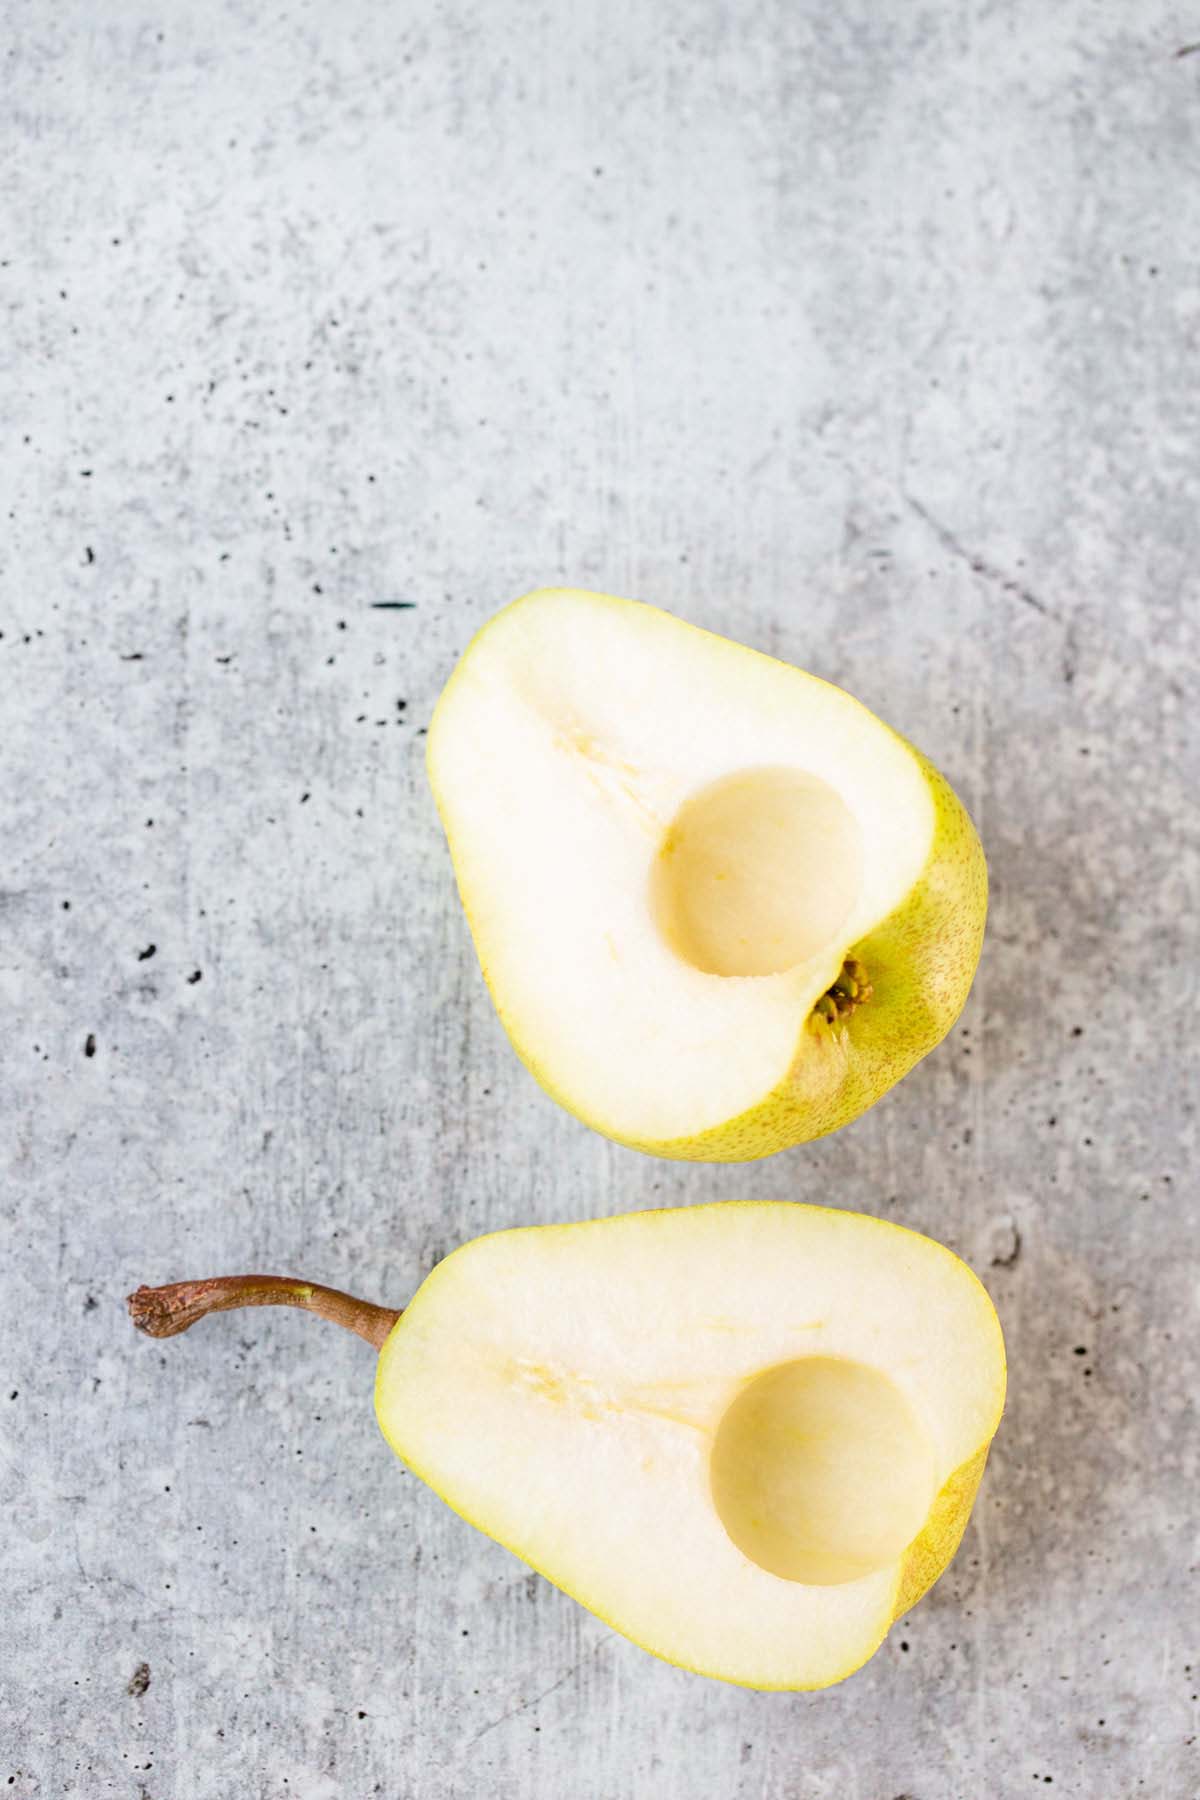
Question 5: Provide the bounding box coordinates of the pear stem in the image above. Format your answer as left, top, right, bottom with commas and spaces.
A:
127, 1275, 401, 1351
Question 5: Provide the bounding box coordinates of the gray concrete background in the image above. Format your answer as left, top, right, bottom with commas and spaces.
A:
2, 1, 1198, 1795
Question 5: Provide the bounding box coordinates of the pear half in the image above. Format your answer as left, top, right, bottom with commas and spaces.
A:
379, 1203, 1004, 1690
129, 1203, 1005, 1692
428, 589, 986, 1161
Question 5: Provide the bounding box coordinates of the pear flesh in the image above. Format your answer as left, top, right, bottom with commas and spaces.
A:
376, 1202, 1005, 1690
428, 589, 987, 1160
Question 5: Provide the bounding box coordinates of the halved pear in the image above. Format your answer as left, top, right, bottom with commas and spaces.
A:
129, 1203, 1005, 1691
381, 1202, 1004, 1688
428, 589, 986, 1160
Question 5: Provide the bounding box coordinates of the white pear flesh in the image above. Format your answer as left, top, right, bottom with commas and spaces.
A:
428, 589, 987, 1160
375, 1203, 1005, 1690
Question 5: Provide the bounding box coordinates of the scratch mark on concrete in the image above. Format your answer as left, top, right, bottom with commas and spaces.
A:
464, 1632, 616, 1748
905, 493, 1057, 620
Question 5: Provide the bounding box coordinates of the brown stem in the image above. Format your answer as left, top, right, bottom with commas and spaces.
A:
127, 1275, 401, 1351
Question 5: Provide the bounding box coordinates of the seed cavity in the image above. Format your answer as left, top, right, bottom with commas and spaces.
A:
814, 957, 872, 1027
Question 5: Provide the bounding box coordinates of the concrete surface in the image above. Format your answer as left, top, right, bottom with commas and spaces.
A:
2, 1, 1198, 1795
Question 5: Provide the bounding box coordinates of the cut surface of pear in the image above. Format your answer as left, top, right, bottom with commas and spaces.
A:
428, 589, 987, 1160
377, 1203, 1005, 1690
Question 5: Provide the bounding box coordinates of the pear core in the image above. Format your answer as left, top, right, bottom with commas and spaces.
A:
709, 1356, 938, 1585
652, 767, 864, 977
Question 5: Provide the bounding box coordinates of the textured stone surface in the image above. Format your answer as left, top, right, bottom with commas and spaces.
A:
2, 2, 1198, 1795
